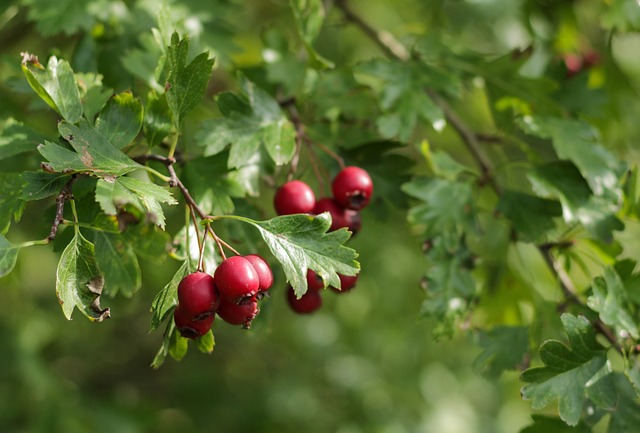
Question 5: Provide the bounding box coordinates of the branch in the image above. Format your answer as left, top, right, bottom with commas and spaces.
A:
335, 0, 409, 61
540, 245, 623, 353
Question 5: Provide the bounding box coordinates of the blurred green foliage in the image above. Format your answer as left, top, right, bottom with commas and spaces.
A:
2, 0, 640, 432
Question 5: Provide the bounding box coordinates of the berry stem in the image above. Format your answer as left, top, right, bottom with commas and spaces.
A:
188, 202, 204, 269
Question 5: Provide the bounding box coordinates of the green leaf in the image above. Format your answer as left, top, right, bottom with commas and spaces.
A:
150, 261, 191, 332
529, 161, 624, 243
196, 76, 296, 167
21, 55, 82, 123
402, 177, 475, 238
56, 230, 110, 322
195, 330, 215, 354
122, 223, 170, 265
496, 190, 562, 241
95, 176, 176, 229
0, 234, 20, 278
56, 120, 143, 176
355, 60, 451, 139
183, 153, 245, 215
152, 319, 176, 369
22, 0, 95, 36
0, 118, 45, 159
602, 0, 640, 31
587, 267, 639, 340
165, 32, 215, 127
143, 90, 172, 147
94, 231, 141, 298
519, 415, 592, 433
76, 72, 113, 123
519, 116, 624, 201
122, 32, 166, 93
95, 92, 144, 149
0, 173, 26, 234
473, 325, 529, 378
20, 172, 70, 201
521, 314, 608, 426
420, 237, 476, 338
289, 0, 334, 69
169, 325, 189, 361
228, 213, 359, 297
606, 374, 640, 432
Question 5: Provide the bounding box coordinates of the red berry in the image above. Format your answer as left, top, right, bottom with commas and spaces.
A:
177, 272, 219, 319
330, 273, 359, 293
217, 297, 259, 328
244, 254, 274, 292
344, 209, 361, 235
174, 304, 215, 339
214, 256, 261, 304
307, 269, 324, 291
286, 285, 322, 314
314, 197, 347, 231
274, 180, 316, 215
332, 166, 373, 210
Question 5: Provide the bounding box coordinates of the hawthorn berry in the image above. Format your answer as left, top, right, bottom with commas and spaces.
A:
330, 273, 359, 293
274, 180, 316, 215
286, 285, 322, 314
217, 297, 259, 328
332, 166, 373, 210
306, 269, 324, 291
174, 304, 215, 339
214, 256, 260, 304
177, 271, 219, 319
244, 254, 274, 292
314, 197, 347, 232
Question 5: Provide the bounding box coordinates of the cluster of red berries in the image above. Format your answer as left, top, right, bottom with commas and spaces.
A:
173, 254, 273, 338
273, 166, 373, 314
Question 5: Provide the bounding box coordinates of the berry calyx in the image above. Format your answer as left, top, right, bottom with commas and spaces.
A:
244, 254, 274, 292
306, 269, 324, 291
217, 297, 259, 328
286, 285, 322, 314
174, 304, 215, 339
314, 197, 347, 231
274, 180, 316, 215
177, 271, 219, 319
330, 273, 359, 293
332, 166, 373, 210
214, 256, 260, 304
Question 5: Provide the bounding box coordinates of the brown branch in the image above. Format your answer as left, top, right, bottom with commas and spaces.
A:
47, 175, 77, 241
335, 0, 410, 61
540, 245, 622, 353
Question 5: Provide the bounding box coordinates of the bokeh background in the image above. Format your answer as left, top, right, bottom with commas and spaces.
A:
2, 0, 640, 432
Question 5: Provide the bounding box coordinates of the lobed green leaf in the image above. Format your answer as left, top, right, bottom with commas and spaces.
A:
22, 55, 82, 123
56, 230, 110, 322
0, 234, 20, 278
228, 213, 359, 297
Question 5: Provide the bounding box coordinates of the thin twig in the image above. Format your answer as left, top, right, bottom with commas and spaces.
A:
47, 175, 77, 241
540, 245, 623, 353
334, 0, 410, 61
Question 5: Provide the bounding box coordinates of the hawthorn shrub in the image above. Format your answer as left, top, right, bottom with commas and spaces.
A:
1, 0, 640, 431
